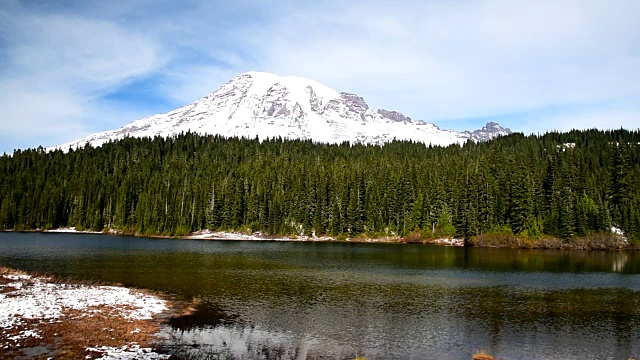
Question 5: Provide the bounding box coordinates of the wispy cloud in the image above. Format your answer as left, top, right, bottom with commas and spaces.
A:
250, 0, 640, 125
0, 0, 165, 150
0, 0, 638, 153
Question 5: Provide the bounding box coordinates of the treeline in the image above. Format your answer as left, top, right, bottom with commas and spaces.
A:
1, 129, 639, 243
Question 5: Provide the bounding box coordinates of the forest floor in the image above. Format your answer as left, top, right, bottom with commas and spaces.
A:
0, 266, 186, 359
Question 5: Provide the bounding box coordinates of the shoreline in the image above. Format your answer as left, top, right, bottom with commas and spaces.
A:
3, 227, 636, 251
184, 229, 466, 246
0, 267, 176, 359
2, 227, 466, 247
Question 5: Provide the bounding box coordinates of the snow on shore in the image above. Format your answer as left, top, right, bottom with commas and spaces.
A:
0, 269, 168, 358
0, 274, 166, 330
184, 229, 335, 242
87, 344, 170, 359
185, 230, 464, 246
432, 237, 465, 246
7, 227, 464, 246
185, 230, 273, 241
46, 227, 105, 234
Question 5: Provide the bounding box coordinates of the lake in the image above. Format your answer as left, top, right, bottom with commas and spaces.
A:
1, 232, 639, 359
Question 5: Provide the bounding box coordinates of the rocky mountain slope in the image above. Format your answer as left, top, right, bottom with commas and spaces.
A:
53, 72, 512, 150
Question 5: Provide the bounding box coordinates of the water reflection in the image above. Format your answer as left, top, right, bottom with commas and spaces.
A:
163, 324, 357, 360
169, 302, 241, 332
612, 252, 629, 272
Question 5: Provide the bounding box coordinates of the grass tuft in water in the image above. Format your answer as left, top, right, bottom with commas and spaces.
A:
473, 350, 495, 360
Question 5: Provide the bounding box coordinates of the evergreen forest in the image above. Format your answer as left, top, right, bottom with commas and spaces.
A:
1, 129, 639, 246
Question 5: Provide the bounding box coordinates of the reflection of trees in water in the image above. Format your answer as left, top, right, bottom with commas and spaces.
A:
163, 284, 493, 359
166, 285, 640, 359
463, 247, 640, 273
168, 302, 240, 332
456, 287, 640, 359
162, 322, 360, 360
611, 252, 629, 272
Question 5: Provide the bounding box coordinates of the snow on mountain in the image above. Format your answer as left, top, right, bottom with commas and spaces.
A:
463, 122, 512, 142
52, 71, 512, 151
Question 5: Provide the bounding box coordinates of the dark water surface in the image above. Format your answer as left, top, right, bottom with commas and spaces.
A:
1, 232, 640, 359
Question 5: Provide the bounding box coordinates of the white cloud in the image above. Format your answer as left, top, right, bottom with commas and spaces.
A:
0, 4, 164, 149
9, 17, 161, 89
0, 0, 638, 152
1, 82, 87, 136
239, 0, 640, 123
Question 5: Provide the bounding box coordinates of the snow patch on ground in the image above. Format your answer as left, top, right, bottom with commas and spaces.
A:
431, 238, 465, 247
1, 277, 166, 331
186, 230, 465, 245
186, 229, 270, 241
557, 143, 576, 151
611, 226, 628, 244
87, 344, 170, 359
185, 229, 334, 242
1, 270, 168, 356
611, 226, 625, 236
46, 227, 103, 234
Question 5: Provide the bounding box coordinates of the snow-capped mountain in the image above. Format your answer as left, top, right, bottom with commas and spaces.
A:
463, 122, 512, 142
52, 72, 512, 150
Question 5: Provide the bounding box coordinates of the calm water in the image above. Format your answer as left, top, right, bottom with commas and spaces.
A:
1, 232, 640, 359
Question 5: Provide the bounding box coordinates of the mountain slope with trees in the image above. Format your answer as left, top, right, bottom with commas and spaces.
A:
1, 129, 639, 247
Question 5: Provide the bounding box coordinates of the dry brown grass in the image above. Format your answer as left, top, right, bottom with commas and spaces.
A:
403, 231, 424, 244
180, 295, 202, 316
470, 232, 634, 250
472, 351, 495, 360
2, 308, 162, 358
470, 233, 527, 248
52, 308, 160, 358
571, 232, 629, 250
0, 267, 32, 295
0, 266, 28, 277
0, 267, 171, 359
530, 236, 565, 249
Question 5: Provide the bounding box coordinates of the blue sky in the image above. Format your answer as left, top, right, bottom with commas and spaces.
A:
1, 0, 639, 154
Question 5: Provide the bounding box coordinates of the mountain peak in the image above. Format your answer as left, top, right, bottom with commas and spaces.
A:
463, 122, 513, 142
52, 72, 515, 151
483, 121, 507, 130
